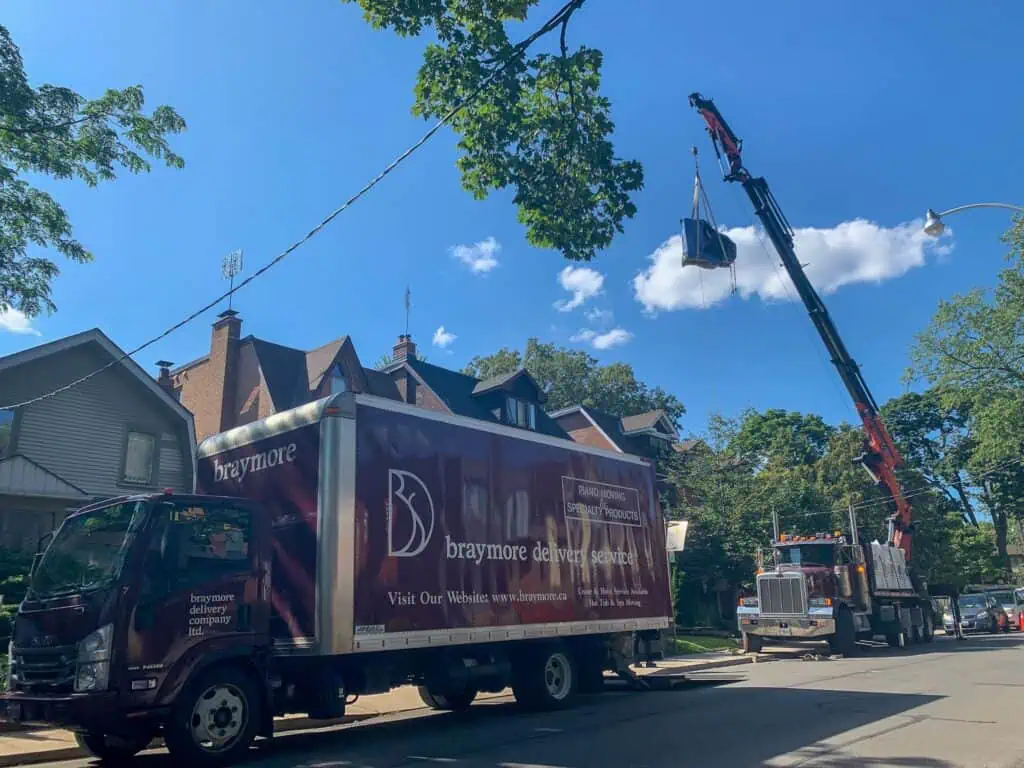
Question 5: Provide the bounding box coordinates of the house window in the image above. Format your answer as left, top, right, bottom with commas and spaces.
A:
330, 365, 347, 394
0, 409, 13, 458
505, 397, 537, 430
123, 431, 156, 485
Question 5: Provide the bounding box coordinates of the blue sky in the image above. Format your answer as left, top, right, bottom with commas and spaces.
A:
2, 1, 1023, 437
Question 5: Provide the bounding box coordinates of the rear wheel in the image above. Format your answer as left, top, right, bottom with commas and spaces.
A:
512, 644, 576, 711
741, 632, 763, 653
164, 666, 262, 767
74, 731, 153, 764
417, 686, 478, 712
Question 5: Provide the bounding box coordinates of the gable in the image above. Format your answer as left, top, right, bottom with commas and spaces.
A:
0, 330, 195, 446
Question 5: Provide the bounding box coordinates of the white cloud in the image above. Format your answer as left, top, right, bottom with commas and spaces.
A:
450, 237, 500, 274
571, 327, 633, 350
554, 266, 604, 312
632, 218, 954, 313
432, 326, 457, 348
0, 309, 40, 336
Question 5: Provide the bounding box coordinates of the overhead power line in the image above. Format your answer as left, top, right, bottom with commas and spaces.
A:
0, 0, 587, 412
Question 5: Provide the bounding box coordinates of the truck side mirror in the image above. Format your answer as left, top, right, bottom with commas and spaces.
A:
29, 552, 44, 578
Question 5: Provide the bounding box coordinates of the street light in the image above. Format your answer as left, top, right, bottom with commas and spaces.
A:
923, 203, 1024, 237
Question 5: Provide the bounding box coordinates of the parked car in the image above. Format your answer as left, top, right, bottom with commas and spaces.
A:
956, 593, 1009, 634
984, 588, 1024, 632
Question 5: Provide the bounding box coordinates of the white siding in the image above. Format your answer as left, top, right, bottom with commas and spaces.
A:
0, 343, 193, 498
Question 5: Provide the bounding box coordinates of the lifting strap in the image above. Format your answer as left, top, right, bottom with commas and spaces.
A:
681, 148, 737, 295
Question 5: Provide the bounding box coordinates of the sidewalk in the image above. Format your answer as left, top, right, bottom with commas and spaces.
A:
0, 646, 799, 766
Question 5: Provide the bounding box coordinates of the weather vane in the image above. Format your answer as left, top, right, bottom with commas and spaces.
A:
221, 249, 243, 311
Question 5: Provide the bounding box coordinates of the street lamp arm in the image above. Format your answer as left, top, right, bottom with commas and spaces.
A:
934, 202, 1024, 218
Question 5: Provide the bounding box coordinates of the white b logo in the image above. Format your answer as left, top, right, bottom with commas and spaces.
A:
387, 469, 435, 557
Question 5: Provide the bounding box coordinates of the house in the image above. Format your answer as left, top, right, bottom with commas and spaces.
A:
170, 312, 564, 441
379, 338, 567, 438
0, 329, 196, 551
549, 405, 678, 460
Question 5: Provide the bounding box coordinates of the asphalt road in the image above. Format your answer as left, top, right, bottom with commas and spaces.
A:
34, 633, 1024, 768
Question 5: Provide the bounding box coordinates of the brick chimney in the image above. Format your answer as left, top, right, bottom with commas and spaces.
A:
211, 309, 242, 432
393, 334, 417, 363
155, 360, 174, 394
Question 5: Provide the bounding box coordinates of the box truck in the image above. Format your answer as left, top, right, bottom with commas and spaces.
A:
3, 392, 672, 765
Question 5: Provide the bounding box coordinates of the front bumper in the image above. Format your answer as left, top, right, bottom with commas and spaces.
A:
737, 606, 836, 639
0, 691, 122, 732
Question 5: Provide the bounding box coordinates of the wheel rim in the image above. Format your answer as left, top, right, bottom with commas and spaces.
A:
189, 683, 247, 752
543, 652, 572, 700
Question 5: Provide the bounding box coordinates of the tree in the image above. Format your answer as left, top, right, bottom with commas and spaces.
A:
341, 0, 643, 262
728, 408, 836, 468
907, 217, 1024, 571
881, 390, 979, 526
0, 25, 186, 317
463, 338, 685, 424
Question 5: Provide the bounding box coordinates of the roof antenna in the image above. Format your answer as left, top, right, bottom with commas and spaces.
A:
404, 285, 411, 337
221, 249, 243, 311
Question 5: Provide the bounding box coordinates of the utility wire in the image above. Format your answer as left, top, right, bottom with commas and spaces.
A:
0, 0, 587, 412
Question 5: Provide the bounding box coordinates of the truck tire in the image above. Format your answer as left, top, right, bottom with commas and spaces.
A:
74, 731, 153, 764
164, 666, 262, 767
417, 686, 477, 712
741, 632, 762, 653
828, 610, 857, 657
885, 630, 903, 648
512, 644, 576, 711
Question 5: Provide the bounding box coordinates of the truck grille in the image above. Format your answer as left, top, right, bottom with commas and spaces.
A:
12, 646, 76, 693
757, 573, 807, 616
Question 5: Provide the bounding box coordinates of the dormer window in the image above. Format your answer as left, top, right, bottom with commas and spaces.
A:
506, 397, 536, 430
330, 364, 347, 394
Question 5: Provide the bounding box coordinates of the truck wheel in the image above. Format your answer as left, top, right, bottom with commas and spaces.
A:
164, 666, 262, 767
828, 610, 857, 657
741, 633, 762, 653
417, 686, 477, 712
885, 630, 903, 648
74, 731, 153, 764
512, 644, 576, 711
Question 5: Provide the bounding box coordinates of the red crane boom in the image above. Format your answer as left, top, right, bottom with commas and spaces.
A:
689, 93, 915, 559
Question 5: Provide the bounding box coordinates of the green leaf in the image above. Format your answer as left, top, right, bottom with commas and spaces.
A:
0, 25, 186, 317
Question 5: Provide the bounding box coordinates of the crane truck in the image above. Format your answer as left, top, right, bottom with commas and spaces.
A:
689, 93, 936, 656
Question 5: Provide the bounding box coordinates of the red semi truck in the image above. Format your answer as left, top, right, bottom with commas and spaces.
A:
3, 392, 672, 765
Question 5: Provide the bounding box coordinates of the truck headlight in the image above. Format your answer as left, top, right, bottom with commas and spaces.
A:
75, 624, 112, 693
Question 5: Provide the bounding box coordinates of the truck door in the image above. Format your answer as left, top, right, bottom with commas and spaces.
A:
120, 499, 266, 704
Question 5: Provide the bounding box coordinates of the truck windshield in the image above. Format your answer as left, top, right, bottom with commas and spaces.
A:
776, 544, 835, 567
29, 501, 148, 597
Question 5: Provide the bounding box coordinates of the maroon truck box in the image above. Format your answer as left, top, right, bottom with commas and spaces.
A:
197, 393, 672, 656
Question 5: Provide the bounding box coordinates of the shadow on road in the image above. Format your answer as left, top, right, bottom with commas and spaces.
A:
112, 678, 948, 767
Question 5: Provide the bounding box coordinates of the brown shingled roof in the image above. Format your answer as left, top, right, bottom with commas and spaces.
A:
620, 409, 668, 433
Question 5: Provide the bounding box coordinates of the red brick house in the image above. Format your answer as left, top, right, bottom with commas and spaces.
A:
167, 311, 566, 442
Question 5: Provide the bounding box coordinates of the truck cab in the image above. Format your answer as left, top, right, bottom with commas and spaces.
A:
738, 532, 866, 655
3, 491, 272, 765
